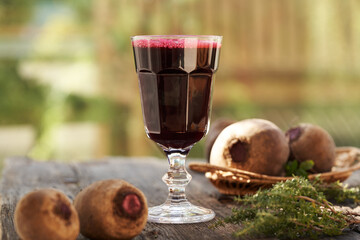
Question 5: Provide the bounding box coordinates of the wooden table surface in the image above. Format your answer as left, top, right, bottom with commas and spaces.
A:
0, 157, 360, 240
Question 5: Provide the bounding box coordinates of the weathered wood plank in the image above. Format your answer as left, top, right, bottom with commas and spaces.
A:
0, 157, 360, 240
0, 157, 240, 240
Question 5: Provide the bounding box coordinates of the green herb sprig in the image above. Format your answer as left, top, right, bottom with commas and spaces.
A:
313, 178, 360, 204
214, 177, 360, 239
285, 160, 314, 177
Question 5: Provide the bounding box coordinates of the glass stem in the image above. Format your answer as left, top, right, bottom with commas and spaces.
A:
162, 151, 192, 205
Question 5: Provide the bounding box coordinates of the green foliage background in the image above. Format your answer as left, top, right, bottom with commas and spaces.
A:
0, 0, 360, 160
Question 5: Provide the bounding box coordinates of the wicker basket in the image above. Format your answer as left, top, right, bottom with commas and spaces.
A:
189, 147, 360, 195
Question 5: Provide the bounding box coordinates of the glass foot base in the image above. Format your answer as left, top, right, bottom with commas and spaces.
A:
148, 202, 215, 224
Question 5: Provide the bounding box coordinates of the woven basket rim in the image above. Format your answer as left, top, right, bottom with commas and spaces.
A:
190, 146, 360, 195
189, 146, 360, 182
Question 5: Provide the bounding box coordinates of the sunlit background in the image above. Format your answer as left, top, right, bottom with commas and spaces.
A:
0, 0, 359, 162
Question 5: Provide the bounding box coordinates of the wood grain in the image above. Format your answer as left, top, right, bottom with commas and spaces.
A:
0, 157, 359, 240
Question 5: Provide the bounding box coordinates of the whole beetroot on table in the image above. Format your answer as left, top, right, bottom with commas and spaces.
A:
14, 189, 80, 240
74, 179, 148, 240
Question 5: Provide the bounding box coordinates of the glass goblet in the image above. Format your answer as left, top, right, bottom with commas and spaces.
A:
132, 35, 222, 224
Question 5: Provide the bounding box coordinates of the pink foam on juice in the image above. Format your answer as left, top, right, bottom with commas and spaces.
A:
132, 38, 221, 49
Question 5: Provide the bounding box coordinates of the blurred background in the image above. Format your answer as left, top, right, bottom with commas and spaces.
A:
0, 0, 359, 162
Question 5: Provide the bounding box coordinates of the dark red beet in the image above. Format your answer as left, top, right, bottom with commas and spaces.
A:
74, 179, 148, 240
210, 119, 289, 176
14, 189, 79, 240
286, 123, 336, 173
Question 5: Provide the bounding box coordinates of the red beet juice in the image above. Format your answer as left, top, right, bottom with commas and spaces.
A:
132, 37, 221, 149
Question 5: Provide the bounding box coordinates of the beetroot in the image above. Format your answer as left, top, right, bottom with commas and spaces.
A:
74, 179, 148, 240
14, 189, 79, 240
286, 123, 336, 173
210, 119, 289, 176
